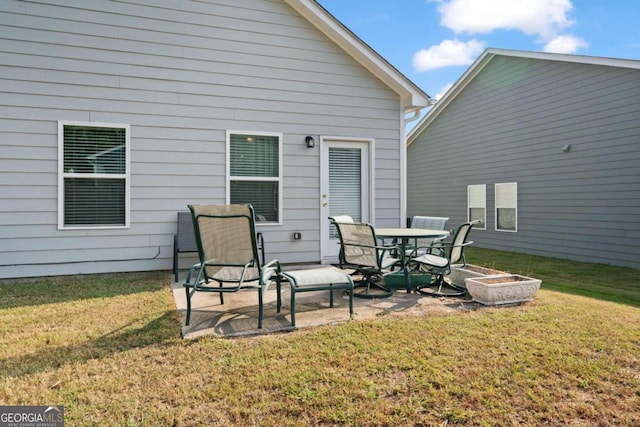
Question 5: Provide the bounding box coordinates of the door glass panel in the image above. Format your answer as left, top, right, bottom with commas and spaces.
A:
329, 147, 361, 237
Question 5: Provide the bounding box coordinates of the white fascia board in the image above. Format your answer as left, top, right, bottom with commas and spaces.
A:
284, 0, 429, 110
485, 48, 640, 70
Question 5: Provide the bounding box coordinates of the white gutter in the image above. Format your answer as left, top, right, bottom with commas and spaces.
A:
399, 103, 430, 226
404, 106, 423, 124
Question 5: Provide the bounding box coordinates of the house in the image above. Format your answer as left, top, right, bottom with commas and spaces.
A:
0, 0, 430, 279
407, 48, 640, 269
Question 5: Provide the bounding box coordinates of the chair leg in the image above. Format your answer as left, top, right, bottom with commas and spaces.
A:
353, 272, 393, 299
329, 286, 334, 308
347, 281, 354, 319
290, 288, 296, 327
173, 235, 179, 283
185, 287, 193, 326
258, 287, 264, 329
416, 274, 466, 297
276, 279, 282, 313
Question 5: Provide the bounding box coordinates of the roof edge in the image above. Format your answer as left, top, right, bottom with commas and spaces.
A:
284, 0, 430, 109
484, 48, 640, 70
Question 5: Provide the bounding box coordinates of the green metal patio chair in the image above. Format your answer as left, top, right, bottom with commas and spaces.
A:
410, 220, 479, 297
183, 204, 281, 329
406, 215, 450, 257
330, 217, 400, 298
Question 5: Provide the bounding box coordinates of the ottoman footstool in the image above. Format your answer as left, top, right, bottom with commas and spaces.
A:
278, 268, 354, 327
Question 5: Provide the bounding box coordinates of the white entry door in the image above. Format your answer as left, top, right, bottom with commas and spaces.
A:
320, 138, 373, 264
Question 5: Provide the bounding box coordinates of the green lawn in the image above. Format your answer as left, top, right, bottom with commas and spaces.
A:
1, 248, 638, 426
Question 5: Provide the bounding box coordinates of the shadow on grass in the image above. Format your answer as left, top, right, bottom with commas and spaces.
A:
466, 247, 640, 308
0, 271, 171, 310
0, 310, 182, 379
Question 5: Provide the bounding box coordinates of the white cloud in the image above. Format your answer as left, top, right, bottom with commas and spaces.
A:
413, 39, 485, 72
435, 0, 574, 40
543, 34, 588, 53
435, 83, 454, 100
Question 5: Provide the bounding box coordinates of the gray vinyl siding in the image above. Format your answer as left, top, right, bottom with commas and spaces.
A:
408, 55, 640, 268
0, 0, 403, 279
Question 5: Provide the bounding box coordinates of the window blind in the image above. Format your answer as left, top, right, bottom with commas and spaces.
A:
229, 133, 281, 222
230, 181, 278, 222
467, 184, 486, 229
62, 124, 127, 227
64, 126, 126, 174
229, 134, 278, 177
496, 182, 517, 231
329, 148, 362, 237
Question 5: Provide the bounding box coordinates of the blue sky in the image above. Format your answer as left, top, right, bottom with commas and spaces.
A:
317, 0, 640, 100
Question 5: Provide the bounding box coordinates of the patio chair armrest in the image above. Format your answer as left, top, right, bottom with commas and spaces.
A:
263, 258, 281, 269
364, 245, 400, 259
260, 259, 281, 292
380, 242, 400, 250
416, 240, 473, 251
261, 259, 281, 283
410, 240, 474, 259
345, 242, 399, 252
372, 243, 401, 260
407, 241, 446, 257
445, 240, 474, 249
183, 262, 203, 287
431, 236, 447, 246
428, 240, 447, 257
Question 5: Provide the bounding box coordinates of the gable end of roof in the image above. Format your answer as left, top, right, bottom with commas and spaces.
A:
284, 0, 429, 110
408, 48, 640, 144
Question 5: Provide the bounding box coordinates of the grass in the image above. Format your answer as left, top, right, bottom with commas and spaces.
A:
0, 249, 638, 426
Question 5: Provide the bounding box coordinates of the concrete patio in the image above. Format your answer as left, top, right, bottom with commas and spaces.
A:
172, 266, 476, 339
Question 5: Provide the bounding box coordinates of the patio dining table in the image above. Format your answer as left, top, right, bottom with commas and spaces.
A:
375, 227, 450, 293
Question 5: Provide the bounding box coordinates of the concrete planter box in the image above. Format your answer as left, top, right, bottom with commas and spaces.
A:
449, 264, 509, 288
465, 274, 542, 306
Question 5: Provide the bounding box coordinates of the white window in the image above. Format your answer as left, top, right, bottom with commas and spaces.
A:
58, 121, 130, 229
467, 184, 486, 230
495, 182, 517, 232
226, 131, 282, 224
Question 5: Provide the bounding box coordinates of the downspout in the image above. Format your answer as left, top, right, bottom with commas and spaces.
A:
400, 104, 428, 227
404, 106, 422, 124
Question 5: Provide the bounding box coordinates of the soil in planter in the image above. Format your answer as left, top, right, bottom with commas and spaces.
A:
478, 275, 531, 285
457, 265, 506, 276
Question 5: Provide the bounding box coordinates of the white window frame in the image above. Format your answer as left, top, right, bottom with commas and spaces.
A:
226, 130, 283, 225
57, 121, 131, 230
495, 182, 518, 232
467, 184, 486, 230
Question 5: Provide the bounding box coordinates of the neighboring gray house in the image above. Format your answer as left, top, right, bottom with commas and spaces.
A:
0, 0, 430, 279
407, 48, 640, 269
